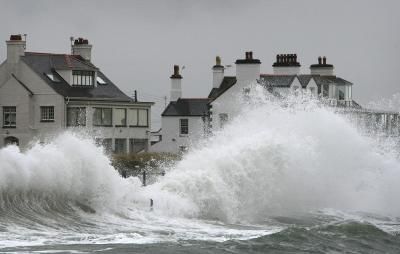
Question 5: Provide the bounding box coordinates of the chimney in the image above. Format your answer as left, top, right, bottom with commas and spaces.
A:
272, 53, 301, 75
310, 56, 334, 76
235, 51, 261, 86
170, 65, 182, 101
71, 37, 92, 61
212, 56, 224, 88
6, 34, 26, 65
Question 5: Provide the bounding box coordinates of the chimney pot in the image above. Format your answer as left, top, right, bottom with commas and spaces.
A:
174, 65, 179, 75
249, 51, 253, 59
318, 56, 322, 65
9, 34, 22, 41
216, 56, 221, 66
323, 56, 326, 65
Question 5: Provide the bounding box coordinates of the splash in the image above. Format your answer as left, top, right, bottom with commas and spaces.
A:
1, 88, 400, 248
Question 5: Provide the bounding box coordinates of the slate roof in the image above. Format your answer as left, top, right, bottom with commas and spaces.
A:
260, 74, 353, 89
208, 76, 237, 100
21, 52, 135, 102
162, 98, 210, 117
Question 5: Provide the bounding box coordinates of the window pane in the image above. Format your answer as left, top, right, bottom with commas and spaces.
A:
130, 138, 148, 153
114, 109, 126, 126
180, 119, 188, 135
128, 109, 138, 126
3, 106, 16, 127
40, 106, 54, 121
115, 139, 127, 154
68, 107, 86, 126
138, 109, 148, 126
102, 108, 112, 126
219, 113, 228, 128
93, 108, 102, 125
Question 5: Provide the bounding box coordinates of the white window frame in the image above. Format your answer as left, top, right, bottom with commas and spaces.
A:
40, 106, 55, 122
3, 106, 16, 127
180, 118, 189, 135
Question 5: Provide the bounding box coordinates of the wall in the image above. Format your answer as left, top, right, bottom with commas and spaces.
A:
151, 115, 205, 153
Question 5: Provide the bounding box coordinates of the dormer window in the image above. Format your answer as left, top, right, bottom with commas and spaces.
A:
72, 70, 94, 86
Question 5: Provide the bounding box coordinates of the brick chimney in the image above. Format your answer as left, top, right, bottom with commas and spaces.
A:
212, 56, 224, 88
71, 37, 92, 61
235, 51, 261, 86
272, 54, 301, 75
170, 65, 182, 101
6, 34, 26, 65
310, 56, 334, 76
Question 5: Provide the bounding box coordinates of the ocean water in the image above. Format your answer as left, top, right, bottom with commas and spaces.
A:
1, 90, 400, 253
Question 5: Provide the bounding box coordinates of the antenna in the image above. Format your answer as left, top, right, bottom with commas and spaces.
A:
70, 36, 74, 54
23, 34, 27, 49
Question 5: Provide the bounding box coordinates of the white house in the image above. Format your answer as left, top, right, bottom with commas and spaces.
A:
208, 52, 362, 131
150, 65, 209, 153
0, 34, 153, 153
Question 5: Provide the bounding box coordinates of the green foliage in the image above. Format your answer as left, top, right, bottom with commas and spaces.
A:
112, 152, 180, 176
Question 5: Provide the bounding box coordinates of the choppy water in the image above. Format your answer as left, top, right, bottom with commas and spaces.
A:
1, 91, 400, 253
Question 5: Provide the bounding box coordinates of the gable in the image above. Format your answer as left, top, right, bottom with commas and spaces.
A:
0, 76, 32, 99
290, 77, 302, 89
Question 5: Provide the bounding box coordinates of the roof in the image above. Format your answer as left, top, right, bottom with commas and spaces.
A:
208, 76, 237, 100
162, 98, 210, 117
260, 74, 353, 88
20, 52, 135, 102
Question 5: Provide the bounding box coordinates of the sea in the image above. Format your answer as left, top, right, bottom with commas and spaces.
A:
1, 91, 400, 253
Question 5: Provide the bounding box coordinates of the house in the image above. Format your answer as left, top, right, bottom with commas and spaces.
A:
150, 65, 210, 153
153, 51, 400, 154
209, 52, 399, 135
0, 34, 153, 153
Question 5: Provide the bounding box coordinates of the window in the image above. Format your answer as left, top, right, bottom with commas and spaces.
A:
40, 106, 54, 122
96, 76, 107, 85
322, 84, 329, 97
96, 138, 112, 154
128, 109, 148, 127
138, 109, 148, 126
67, 107, 86, 126
129, 138, 148, 153
3, 107, 16, 127
93, 108, 112, 126
72, 70, 94, 86
219, 113, 228, 128
46, 73, 60, 82
114, 108, 126, 126
115, 139, 127, 154
180, 119, 189, 135
338, 86, 345, 100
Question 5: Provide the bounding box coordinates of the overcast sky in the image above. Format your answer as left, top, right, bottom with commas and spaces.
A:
1, 0, 399, 128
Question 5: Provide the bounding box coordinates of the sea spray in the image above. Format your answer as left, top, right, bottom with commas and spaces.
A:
0, 91, 400, 248
144, 89, 400, 222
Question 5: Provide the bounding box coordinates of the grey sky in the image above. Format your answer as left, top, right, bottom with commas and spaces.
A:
1, 0, 399, 128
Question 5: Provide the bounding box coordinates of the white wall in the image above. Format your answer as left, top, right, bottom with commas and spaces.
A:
151, 116, 204, 153
273, 66, 300, 75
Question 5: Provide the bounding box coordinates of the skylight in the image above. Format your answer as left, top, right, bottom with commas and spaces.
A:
46, 73, 60, 82
96, 76, 107, 85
